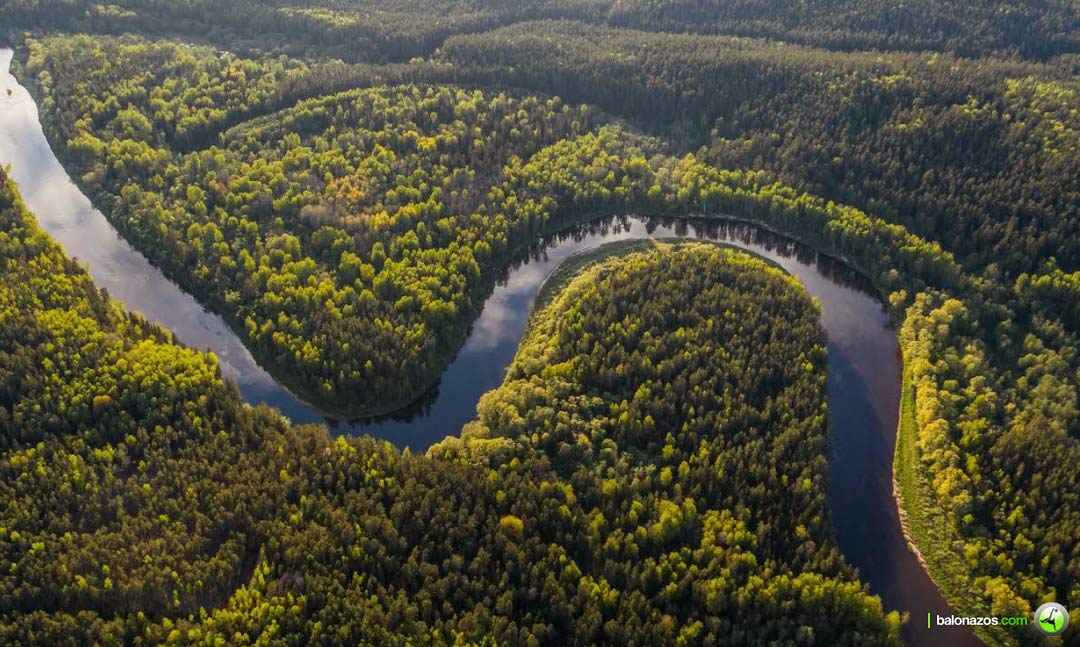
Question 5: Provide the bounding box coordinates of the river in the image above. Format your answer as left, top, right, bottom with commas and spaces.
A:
0, 47, 981, 646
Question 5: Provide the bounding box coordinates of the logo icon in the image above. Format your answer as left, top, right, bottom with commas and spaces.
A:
1034, 602, 1069, 636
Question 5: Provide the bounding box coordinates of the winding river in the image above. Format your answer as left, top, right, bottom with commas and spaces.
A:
0, 47, 981, 646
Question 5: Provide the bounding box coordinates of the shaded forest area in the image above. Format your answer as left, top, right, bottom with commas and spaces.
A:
4, 0, 1080, 61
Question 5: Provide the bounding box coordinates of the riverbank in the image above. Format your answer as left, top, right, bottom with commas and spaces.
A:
895, 364, 1013, 647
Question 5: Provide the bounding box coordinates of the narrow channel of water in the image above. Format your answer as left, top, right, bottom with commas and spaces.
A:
0, 47, 980, 646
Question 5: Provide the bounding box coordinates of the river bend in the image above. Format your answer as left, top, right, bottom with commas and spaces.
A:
0, 47, 980, 647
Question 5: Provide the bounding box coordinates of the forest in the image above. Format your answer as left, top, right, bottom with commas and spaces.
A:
0, 172, 903, 645
1, 2, 1078, 646
437, 20, 1080, 278
3, 0, 1080, 61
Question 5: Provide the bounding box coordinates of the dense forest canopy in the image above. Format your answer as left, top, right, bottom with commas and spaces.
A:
25, 34, 607, 413
1, 1, 1079, 645
0, 176, 903, 645
438, 20, 1080, 278
4, 0, 1080, 60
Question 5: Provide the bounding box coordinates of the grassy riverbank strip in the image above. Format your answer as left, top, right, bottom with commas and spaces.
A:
895, 364, 1014, 647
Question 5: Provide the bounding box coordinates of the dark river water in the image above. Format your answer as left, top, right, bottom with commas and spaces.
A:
0, 47, 981, 646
